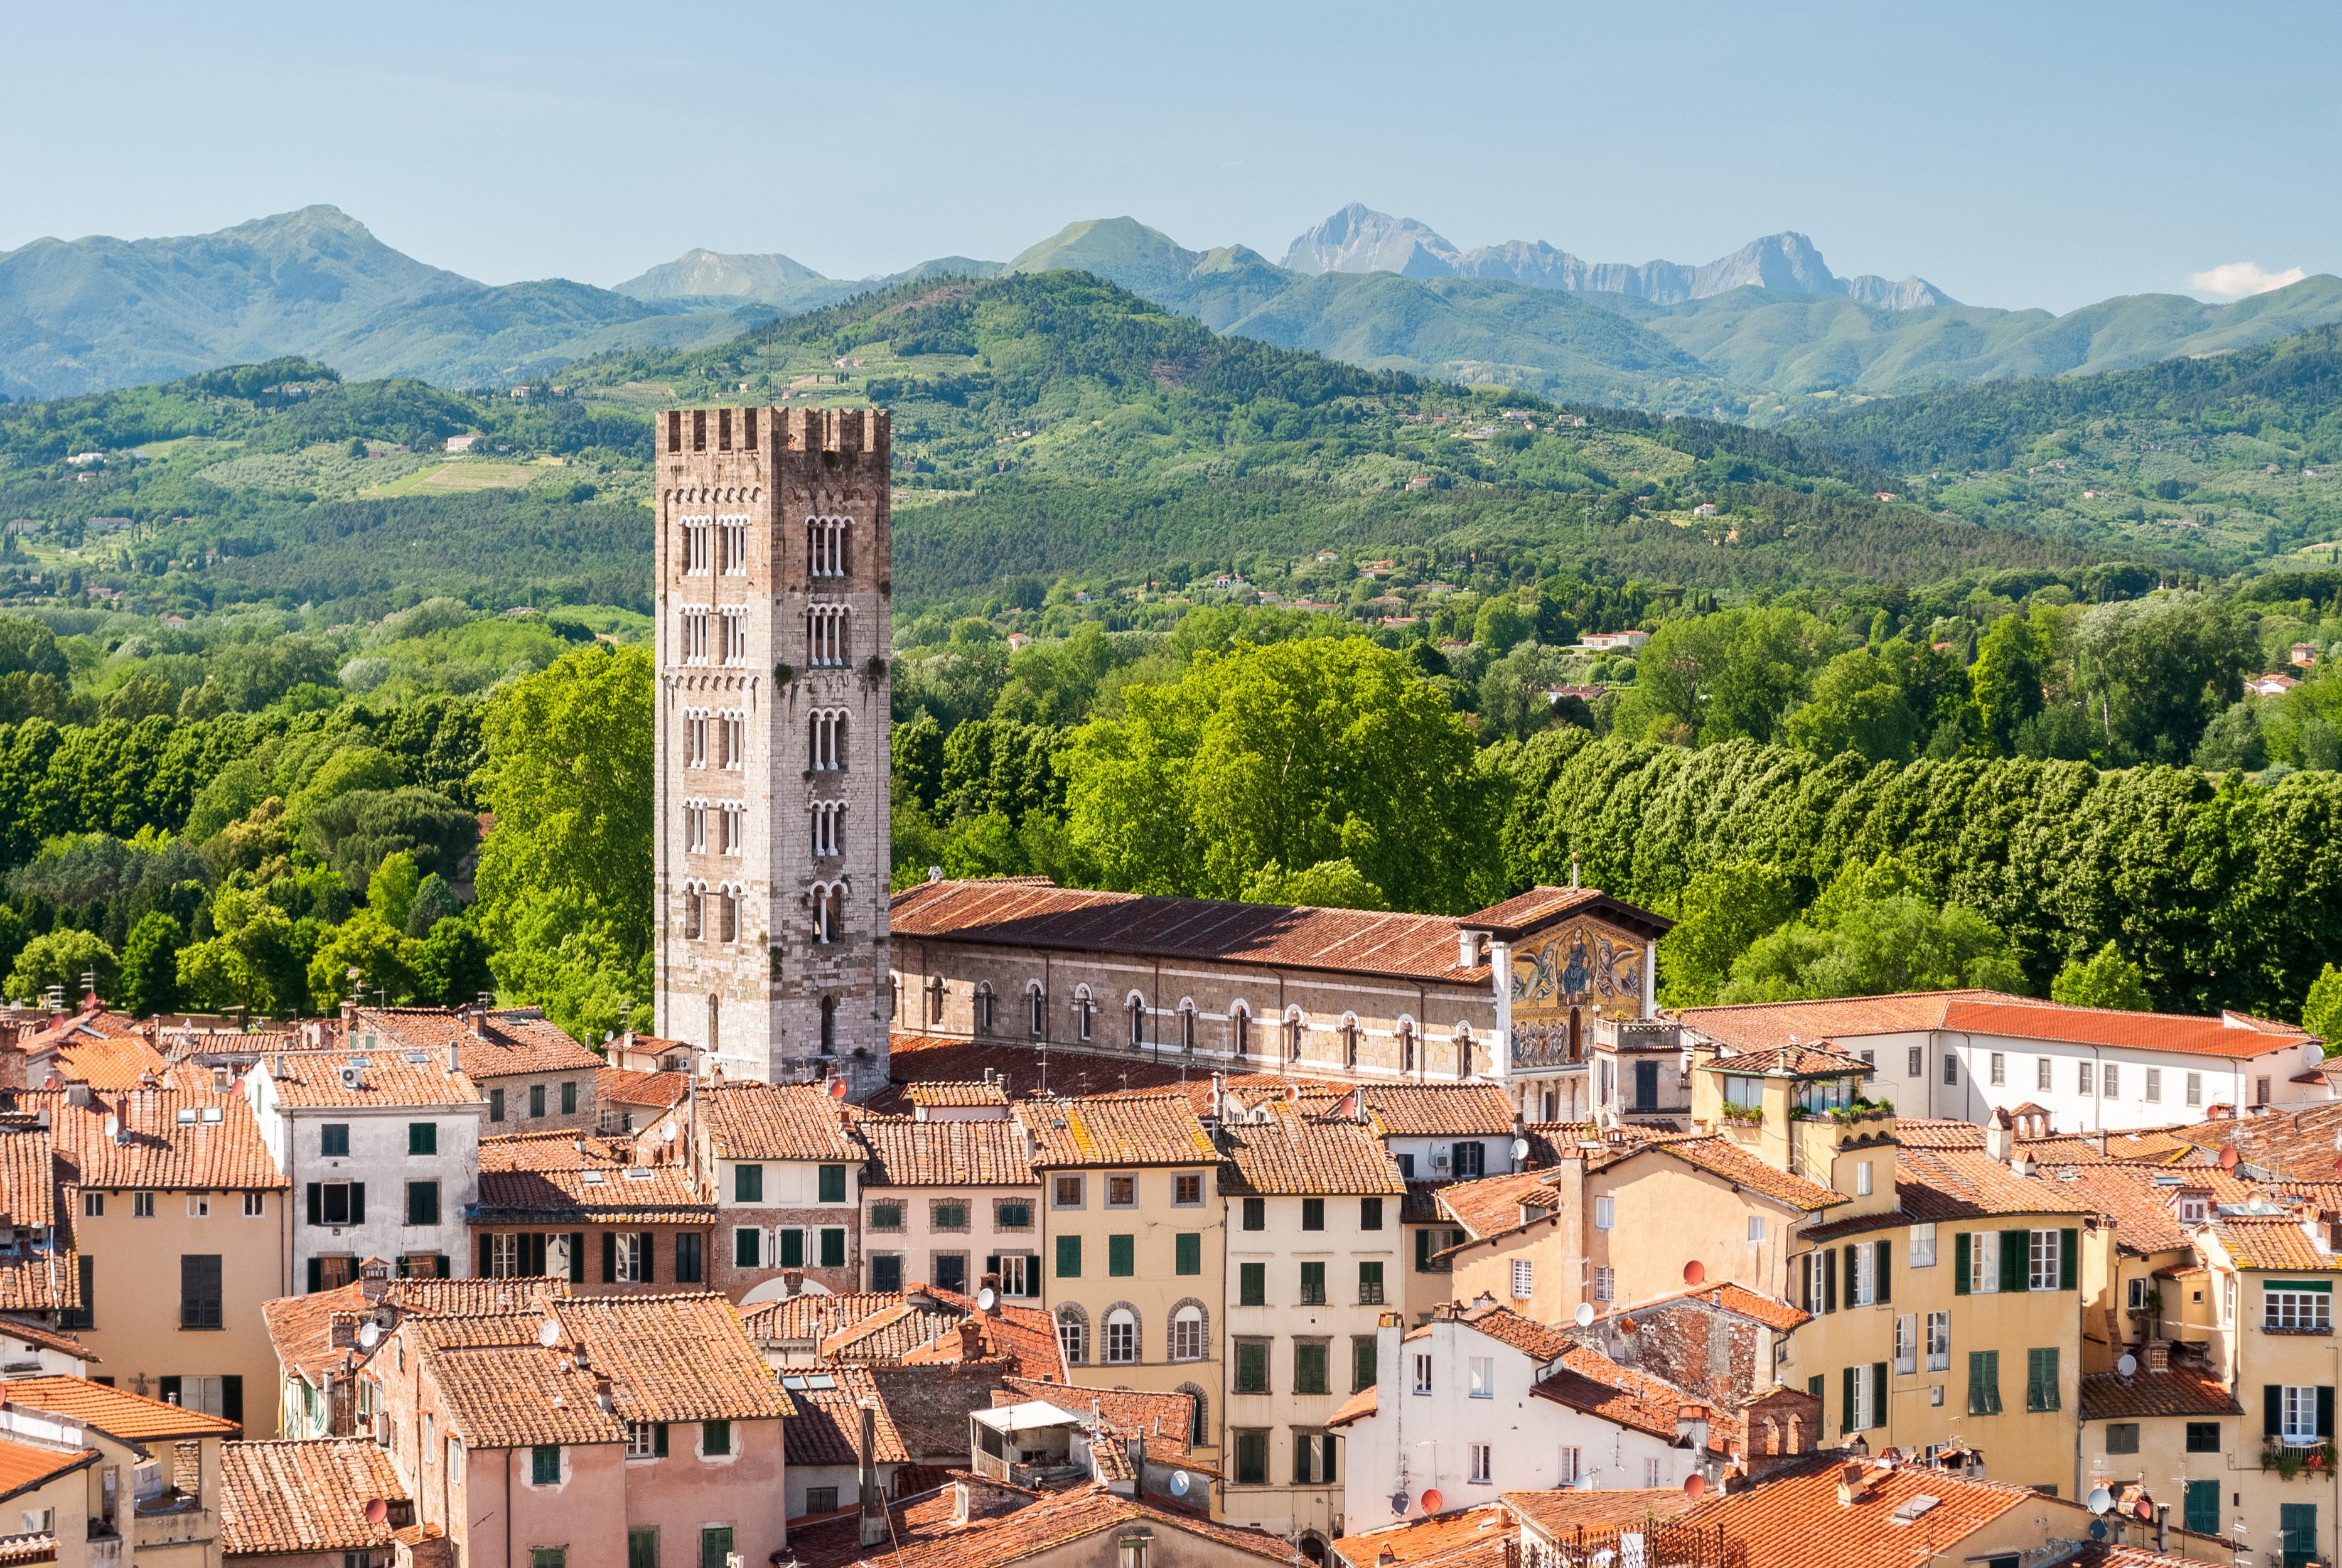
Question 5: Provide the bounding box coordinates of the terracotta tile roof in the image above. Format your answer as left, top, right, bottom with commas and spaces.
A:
1896, 1147, 2098, 1222
891, 877, 1495, 984
2166, 1103, 2342, 1181
596, 1067, 689, 1110
1346, 1083, 1519, 1138
18, 1009, 171, 1090
1501, 1489, 1695, 1540
2211, 1216, 2342, 1271
1707, 1042, 1872, 1077
856, 1117, 1037, 1187
474, 1163, 712, 1224
1217, 1102, 1405, 1196
1632, 1135, 1850, 1213
882, 1034, 1196, 1104
781, 1363, 911, 1466
859, 1480, 1299, 1568
423, 1343, 621, 1447
916, 1291, 1067, 1381
697, 1079, 863, 1163
1681, 1456, 2054, 1568
0, 1316, 89, 1365
995, 1376, 1196, 1463
787, 1486, 966, 1568
480, 1130, 638, 1172
218, 1439, 405, 1556
1531, 1346, 1716, 1447
551, 1293, 788, 1423
1326, 1385, 1376, 1429
268, 1277, 562, 1384
1679, 991, 2320, 1064
1466, 886, 1659, 938
355, 1006, 601, 1080
0, 1436, 95, 1499
822, 1299, 969, 1360
261, 1049, 480, 1110
7, 1374, 239, 1438
1456, 1301, 1574, 1361
740, 1291, 927, 1346
2080, 1367, 2242, 1422
1436, 1169, 1559, 1242
1332, 1505, 1512, 1568
0, 1127, 54, 1230
1595, 1281, 1809, 1333
906, 1081, 1011, 1108
2028, 1164, 2258, 1254
1019, 1092, 1217, 1168
0, 1254, 73, 1317
1891, 1119, 1986, 1150
41, 1087, 285, 1191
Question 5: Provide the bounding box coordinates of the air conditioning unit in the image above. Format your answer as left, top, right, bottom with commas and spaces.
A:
339, 1066, 363, 1091
1431, 1154, 1451, 1173
373, 1413, 391, 1447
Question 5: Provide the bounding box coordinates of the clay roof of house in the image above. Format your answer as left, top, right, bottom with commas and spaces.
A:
856, 1117, 1037, 1187
1530, 1346, 1718, 1447
2210, 1215, 2342, 1272
0, 1316, 89, 1365
6, 1375, 239, 1439
2030, 1165, 2259, 1254
1889, 1119, 1987, 1150
261, 1048, 480, 1110
1217, 1102, 1405, 1196
1411, 1301, 1574, 1362
1705, 1043, 1872, 1077
906, 1081, 1011, 1108
0, 1435, 96, 1500
551, 1293, 788, 1423
697, 1079, 862, 1163
422, 1342, 621, 1447
1332, 1505, 1512, 1568
782, 1363, 911, 1466
1801, 1147, 2098, 1242
740, 1290, 925, 1345
787, 1486, 968, 1568
850, 1480, 1299, 1568
1677, 991, 2318, 1063
1594, 1281, 1810, 1333
264, 1275, 566, 1383
2079, 1366, 2243, 1422
994, 1376, 1198, 1464
820, 1297, 970, 1361
474, 1163, 711, 1224
920, 1290, 1067, 1380
40, 1087, 285, 1191
891, 877, 1502, 985
355, 1006, 601, 1080
1327, 1385, 1377, 1430
218, 1439, 405, 1557
2165, 1103, 2342, 1181
1626, 1135, 1851, 1214
1018, 1092, 1217, 1168
18, 1008, 171, 1090
1502, 1489, 1697, 1541
596, 1067, 690, 1110
0, 1126, 54, 1230
1435, 1169, 1559, 1240
1344, 1083, 1520, 1138
1458, 886, 1671, 942
881, 1034, 1198, 1104
1680, 1456, 2066, 1568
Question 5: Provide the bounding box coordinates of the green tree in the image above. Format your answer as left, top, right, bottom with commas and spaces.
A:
473, 643, 653, 1042
2071, 592, 2253, 764
119, 911, 186, 1016
308, 915, 418, 1011
2304, 962, 2342, 1053
1722, 895, 2024, 1002
0, 616, 69, 682
1972, 612, 2049, 756
1472, 597, 1533, 652
1060, 638, 1498, 913
1238, 858, 1387, 910
1478, 644, 1579, 744
8, 929, 118, 1006
1781, 647, 1925, 763
2050, 942, 2152, 1011
1613, 608, 1832, 748
412, 915, 496, 1007
2193, 702, 2268, 773
406, 872, 463, 939
1658, 861, 1800, 1007
367, 851, 422, 932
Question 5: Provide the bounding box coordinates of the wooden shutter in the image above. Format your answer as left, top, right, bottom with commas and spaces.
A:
1844, 1245, 1859, 1302
1842, 1366, 1856, 1433
2060, 1228, 2078, 1291
1871, 1362, 1887, 1428
601, 1232, 618, 1283
349, 1183, 365, 1225
1953, 1232, 1970, 1296
223, 1376, 243, 1424
479, 1234, 493, 1276
568, 1232, 586, 1284
2322, 1386, 2336, 1439
1876, 1240, 1891, 1304
306, 1257, 323, 1294
1824, 1249, 1837, 1313
1999, 1229, 2028, 1294
2267, 1385, 2284, 1437
306, 1183, 323, 1225
640, 1233, 657, 1284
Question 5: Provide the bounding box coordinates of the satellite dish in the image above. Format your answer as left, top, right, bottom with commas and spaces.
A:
662, 1122, 678, 1142
358, 1321, 380, 1350
1420, 1489, 1444, 1515
1572, 1474, 1595, 1492
1684, 1260, 1707, 1286
537, 1319, 561, 1348
2116, 1354, 2139, 1377
2087, 1521, 2107, 1542
828, 1077, 851, 1102
1682, 1473, 1707, 1500
1573, 1302, 1596, 1329
2087, 1486, 2114, 1516
1390, 1492, 1410, 1516
1510, 1137, 1530, 1163
2218, 1146, 2240, 1172
976, 1287, 998, 1311
1169, 1471, 1191, 1497
364, 1498, 389, 1526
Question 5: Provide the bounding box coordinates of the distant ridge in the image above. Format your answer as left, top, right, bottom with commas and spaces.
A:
1280, 201, 1957, 309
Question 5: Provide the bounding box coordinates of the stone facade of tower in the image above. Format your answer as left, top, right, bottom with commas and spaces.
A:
653, 405, 892, 1095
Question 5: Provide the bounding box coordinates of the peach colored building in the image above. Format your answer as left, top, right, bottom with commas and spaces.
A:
470, 1131, 715, 1292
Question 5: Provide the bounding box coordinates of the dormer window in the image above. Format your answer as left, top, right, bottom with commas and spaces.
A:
2179, 1194, 2209, 1224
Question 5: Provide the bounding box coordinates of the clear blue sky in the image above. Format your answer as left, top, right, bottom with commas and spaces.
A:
5, 0, 2336, 311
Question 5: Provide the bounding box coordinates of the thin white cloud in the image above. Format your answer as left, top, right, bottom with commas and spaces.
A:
2188, 260, 2309, 299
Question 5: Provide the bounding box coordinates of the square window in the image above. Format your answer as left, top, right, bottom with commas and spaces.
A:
321, 1125, 350, 1157
1108, 1234, 1135, 1277
1361, 1260, 1386, 1304
407, 1123, 437, 1156
2185, 1422, 2221, 1454
734, 1165, 763, 1203
1053, 1175, 1085, 1209
1295, 1341, 1328, 1395
1301, 1198, 1324, 1232
933, 1201, 969, 1232
1242, 1197, 1265, 1232
1361, 1196, 1384, 1231
804, 1488, 837, 1515
1240, 1261, 1265, 1305
1106, 1174, 1137, 1208
1235, 1341, 1270, 1394
1173, 1173, 1203, 1206
531, 1445, 561, 1485
406, 1181, 439, 1227
82, 1192, 102, 1218
702, 1420, 731, 1457
871, 1254, 902, 1292
869, 1201, 903, 1232
996, 1200, 1032, 1230
2106, 1422, 2140, 1455
1300, 1260, 1326, 1305
818, 1166, 847, 1203
134, 1191, 154, 1218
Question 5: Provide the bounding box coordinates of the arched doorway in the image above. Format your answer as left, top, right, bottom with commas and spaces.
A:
1297, 1533, 1328, 1564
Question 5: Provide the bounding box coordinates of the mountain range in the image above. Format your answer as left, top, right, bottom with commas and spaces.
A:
3, 203, 2338, 416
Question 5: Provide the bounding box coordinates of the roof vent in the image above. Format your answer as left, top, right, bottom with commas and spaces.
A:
1889, 1495, 1941, 1525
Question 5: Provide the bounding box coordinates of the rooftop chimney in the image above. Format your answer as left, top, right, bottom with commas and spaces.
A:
979, 1273, 1001, 1315
857, 1401, 887, 1547
957, 1319, 984, 1360
1983, 1108, 2013, 1164
1458, 930, 1478, 970
467, 1009, 487, 1040
2146, 1341, 2171, 1373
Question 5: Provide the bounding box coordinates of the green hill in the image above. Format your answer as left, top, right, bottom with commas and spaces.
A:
1787, 325, 2342, 572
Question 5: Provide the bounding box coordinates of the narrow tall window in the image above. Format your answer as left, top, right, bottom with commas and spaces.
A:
680, 608, 710, 663
720, 714, 743, 770
681, 517, 712, 576
720, 608, 748, 665
1128, 996, 1146, 1047
684, 802, 707, 853
719, 517, 748, 576
720, 803, 745, 856
685, 713, 709, 768
808, 710, 848, 770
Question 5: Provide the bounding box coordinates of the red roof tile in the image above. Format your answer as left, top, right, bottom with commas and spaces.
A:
261, 1049, 480, 1110
697, 1080, 864, 1163
1682, 1456, 2064, 1568
1217, 1102, 1405, 1196
596, 1067, 690, 1110
1679, 991, 2319, 1063
7, 1375, 239, 1439
219, 1439, 405, 1556
2079, 1367, 2242, 1421
41, 1087, 285, 1191
856, 1117, 1037, 1187
781, 1364, 910, 1466
0, 1436, 95, 1498
355, 1007, 600, 1080
1019, 1092, 1216, 1168
1594, 1281, 1808, 1333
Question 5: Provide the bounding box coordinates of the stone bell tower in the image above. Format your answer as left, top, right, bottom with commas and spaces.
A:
652, 404, 892, 1094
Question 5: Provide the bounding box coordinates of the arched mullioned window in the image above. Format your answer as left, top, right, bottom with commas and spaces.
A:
1127, 994, 1147, 1048
808, 709, 849, 770
807, 515, 851, 579
1341, 1014, 1362, 1068
1028, 982, 1046, 1038
1455, 1023, 1476, 1080
1074, 984, 1094, 1041
1397, 1017, 1417, 1075
806, 605, 849, 666
1178, 1001, 1197, 1053
974, 982, 997, 1036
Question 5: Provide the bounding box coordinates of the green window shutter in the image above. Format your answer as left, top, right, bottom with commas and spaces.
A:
1354, 1337, 1378, 1393
1876, 1240, 1891, 1304
1175, 1232, 1201, 1276
1824, 1248, 1836, 1313
2060, 1228, 2078, 1291
819, 1228, 845, 1268
2025, 1349, 2043, 1412
2000, 1229, 2028, 1294
1984, 1351, 2002, 1415
778, 1228, 804, 1268
1968, 1352, 1987, 1416
306, 1257, 323, 1294
2183, 1479, 2219, 1536
2267, 1385, 2284, 1439
1872, 1362, 1887, 1428
1953, 1232, 1970, 1296
1239, 1262, 1264, 1306
1842, 1366, 1855, 1433
1108, 1234, 1135, 1277
2321, 1385, 2335, 1439
2039, 1348, 2060, 1412
1807, 1374, 1824, 1428
1056, 1235, 1081, 1279
819, 1165, 847, 1203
